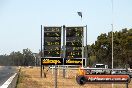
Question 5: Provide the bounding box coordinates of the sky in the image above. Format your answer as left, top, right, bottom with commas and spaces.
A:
0, 0, 132, 55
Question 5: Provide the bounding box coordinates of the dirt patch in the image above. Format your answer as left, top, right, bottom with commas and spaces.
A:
16, 67, 132, 88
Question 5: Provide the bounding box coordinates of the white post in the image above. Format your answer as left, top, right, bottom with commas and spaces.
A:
111, 1, 114, 88
111, 0, 114, 71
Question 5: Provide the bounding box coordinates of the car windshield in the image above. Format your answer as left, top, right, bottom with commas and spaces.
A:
96, 65, 105, 68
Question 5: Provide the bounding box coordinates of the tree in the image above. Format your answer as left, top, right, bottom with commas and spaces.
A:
0, 48, 36, 66
87, 28, 132, 68
23, 48, 35, 66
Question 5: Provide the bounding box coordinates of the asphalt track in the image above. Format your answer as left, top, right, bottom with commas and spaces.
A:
0, 66, 17, 86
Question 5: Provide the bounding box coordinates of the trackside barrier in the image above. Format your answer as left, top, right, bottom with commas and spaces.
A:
76, 68, 132, 88
76, 74, 130, 88
0, 73, 18, 88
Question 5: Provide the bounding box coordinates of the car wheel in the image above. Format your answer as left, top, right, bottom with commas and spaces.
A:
76, 75, 87, 85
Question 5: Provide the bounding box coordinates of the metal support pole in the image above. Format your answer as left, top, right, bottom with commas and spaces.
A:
111, 1, 114, 87
126, 83, 128, 88
40, 25, 43, 78
43, 25, 45, 77
52, 65, 54, 74
58, 65, 60, 75
63, 25, 66, 78
66, 66, 68, 78
86, 25, 87, 47
85, 25, 88, 66
54, 65, 57, 88
82, 27, 84, 67
63, 60, 65, 78
111, 0, 114, 70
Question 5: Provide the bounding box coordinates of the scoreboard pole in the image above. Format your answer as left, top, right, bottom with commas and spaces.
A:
40, 25, 43, 78
63, 25, 66, 78
85, 25, 88, 67
43, 25, 45, 77
54, 65, 57, 88
82, 26, 84, 67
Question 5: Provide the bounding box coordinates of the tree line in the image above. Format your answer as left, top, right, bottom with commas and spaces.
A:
87, 28, 132, 68
0, 48, 40, 66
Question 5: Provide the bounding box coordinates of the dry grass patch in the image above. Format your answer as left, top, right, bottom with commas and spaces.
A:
16, 67, 132, 88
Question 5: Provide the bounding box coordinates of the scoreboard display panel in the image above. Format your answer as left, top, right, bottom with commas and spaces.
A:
44, 27, 61, 57
66, 27, 83, 58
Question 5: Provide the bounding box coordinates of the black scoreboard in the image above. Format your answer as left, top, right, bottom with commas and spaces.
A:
44, 27, 61, 57
66, 27, 83, 58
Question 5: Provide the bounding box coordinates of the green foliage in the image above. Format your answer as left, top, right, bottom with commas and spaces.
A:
22, 49, 35, 66
87, 28, 132, 68
0, 48, 36, 66
89, 56, 97, 66
0, 55, 11, 65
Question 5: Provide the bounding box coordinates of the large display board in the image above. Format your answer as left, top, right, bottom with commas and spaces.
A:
66, 27, 83, 58
44, 27, 61, 57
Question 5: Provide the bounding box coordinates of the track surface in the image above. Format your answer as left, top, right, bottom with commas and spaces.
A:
0, 66, 17, 86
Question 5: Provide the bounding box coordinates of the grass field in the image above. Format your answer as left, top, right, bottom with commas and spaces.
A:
16, 67, 132, 88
